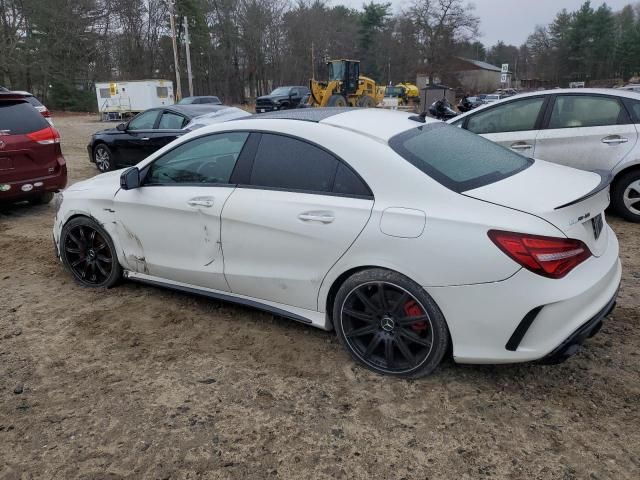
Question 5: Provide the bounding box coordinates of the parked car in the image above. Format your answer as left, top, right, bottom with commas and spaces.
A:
448, 88, 640, 222
0, 92, 67, 205
255, 86, 311, 113
11, 91, 53, 124
177, 96, 222, 105
483, 94, 503, 103
183, 106, 251, 130
617, 84, 640, 93
0, 86, 8, 92
55, 108, 620, 378
87, 104, 224, 172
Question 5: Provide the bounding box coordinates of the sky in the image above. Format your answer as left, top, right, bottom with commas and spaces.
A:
340, 0, 634, 47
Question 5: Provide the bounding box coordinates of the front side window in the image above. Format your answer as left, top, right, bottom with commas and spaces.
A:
389, 123, 532, 192
128, 110, 159, 130
548, 95, 626, 129
146, 132, 249, 185
158, 111, 186, 129
467, 97, 545, 134
250, 134, 338, 192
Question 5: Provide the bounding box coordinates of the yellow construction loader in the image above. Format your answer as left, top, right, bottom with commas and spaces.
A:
309, 59, 384, 108
384, 83, 421, 106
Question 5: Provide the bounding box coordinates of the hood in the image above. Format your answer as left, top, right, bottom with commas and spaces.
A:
256, 94, 288, 102
66, 169, 123, 193
94, 127, 120, 136
465, 160, 611, 256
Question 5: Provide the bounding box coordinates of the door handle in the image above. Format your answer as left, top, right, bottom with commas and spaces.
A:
298, 211, 335, 224
510, 142, 533, 150
187, 197, 214, 208
140, 137, 150, 141
602, 135, 628, 145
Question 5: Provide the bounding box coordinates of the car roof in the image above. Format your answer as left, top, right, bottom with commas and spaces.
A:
451, 87, 640, 121
10, 90, 33, 97
238, 107, 438, 141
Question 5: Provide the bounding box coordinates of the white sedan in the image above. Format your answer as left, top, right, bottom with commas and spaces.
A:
53, 108, 621, 378
448, 88, 640, 222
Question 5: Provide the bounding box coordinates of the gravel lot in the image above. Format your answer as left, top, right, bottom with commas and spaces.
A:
1, 114, 639, 479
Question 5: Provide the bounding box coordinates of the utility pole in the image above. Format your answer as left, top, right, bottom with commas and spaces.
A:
311, 41, 315, 79
169, 1, 182, 101
184, 16, 194, 97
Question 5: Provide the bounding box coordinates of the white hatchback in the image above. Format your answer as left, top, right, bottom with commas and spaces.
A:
54, 108, 621, 377
449, 88, 640, 222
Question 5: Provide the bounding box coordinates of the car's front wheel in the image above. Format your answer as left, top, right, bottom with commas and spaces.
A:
93, 144, 114, 173
333, 268, 450, 378
60, 217, 121, 288
612, 169, 640, 222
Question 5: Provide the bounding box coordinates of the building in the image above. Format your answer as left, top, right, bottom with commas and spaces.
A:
448, 57, 509, 93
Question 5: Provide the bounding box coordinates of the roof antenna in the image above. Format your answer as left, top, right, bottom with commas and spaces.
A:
408, 111, 427, 123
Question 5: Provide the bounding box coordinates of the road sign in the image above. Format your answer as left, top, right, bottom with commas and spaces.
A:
501, 73, 508, 83
501, 63, 509, 73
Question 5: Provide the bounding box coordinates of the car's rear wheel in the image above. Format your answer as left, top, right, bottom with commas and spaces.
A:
60, 217, 121, 288
612, 170, 640, 222
94, 144, 114, 173
333, 269, 450, 378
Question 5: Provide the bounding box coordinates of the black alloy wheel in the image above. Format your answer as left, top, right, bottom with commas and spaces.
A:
60, 217, 121, 287
333, 269, 450, 378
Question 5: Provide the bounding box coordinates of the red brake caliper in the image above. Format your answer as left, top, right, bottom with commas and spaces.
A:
403, 300, 428, 332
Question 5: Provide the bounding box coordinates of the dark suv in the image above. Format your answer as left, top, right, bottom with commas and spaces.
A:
0, 92, 67, 204
255, 86, 310, 113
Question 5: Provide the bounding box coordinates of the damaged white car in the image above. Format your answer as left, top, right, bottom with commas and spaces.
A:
54, 108, 621, 378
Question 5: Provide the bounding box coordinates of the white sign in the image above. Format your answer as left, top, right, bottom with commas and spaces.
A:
501, 63, 509, 73
501, 73, 508, 83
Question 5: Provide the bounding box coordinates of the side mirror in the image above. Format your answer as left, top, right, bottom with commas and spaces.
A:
116, 123, 127, 132
120, 167, 140, 190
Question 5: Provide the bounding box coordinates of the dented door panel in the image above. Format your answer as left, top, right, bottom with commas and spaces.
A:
114, 185, 235, 291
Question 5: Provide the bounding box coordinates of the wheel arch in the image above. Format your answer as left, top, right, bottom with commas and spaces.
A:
612, 162, 640, 189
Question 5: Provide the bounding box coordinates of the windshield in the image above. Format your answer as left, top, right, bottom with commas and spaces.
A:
385, 87, 404, 97
328, 62, 345, 81
270, 87, 291, 96
389, 123, 532, 192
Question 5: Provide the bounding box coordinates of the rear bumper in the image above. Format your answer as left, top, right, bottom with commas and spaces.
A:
540, 291, 617, 364
428, 225, 621, 364
0, 165, 67, 202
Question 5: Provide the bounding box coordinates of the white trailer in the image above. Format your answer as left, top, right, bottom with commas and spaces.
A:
95, 79, 174, 121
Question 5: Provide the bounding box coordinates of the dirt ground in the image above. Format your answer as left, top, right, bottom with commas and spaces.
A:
1, 114, 639, 480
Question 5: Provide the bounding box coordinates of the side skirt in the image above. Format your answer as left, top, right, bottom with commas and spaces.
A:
123, 271, 330, 330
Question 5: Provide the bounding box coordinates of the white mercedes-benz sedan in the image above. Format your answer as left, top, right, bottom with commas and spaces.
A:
53, 108, 621, 378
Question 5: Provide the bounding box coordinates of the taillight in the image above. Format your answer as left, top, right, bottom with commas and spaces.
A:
488, 230, 591, 279
41, 109, 51, 118
26, 126, 60, 145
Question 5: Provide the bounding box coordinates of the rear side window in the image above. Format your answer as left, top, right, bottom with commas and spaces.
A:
334, 163, 371, 196
549, 95, 627, 129
0, 101, 49, 134
625, 99, 640, 123
389, 123, 532, 192
250, 134, 339, 193
158, 111, 185, 129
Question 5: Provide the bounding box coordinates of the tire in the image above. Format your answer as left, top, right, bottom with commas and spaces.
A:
93, 144, 114, 173
356, 95, 376, 108
612, 170, 640, 222
28, 192, 54, 205
327, 94, 348, 107
332, 268, 450, 378
60, 216, 122, 288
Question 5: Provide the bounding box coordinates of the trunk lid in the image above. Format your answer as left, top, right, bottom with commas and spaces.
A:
464, 160, 610, 256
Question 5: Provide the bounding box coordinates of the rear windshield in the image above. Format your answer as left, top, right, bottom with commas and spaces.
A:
0, 101, 49, 134
25, 96, 44, 107
389, 123, 532, 192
